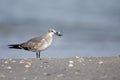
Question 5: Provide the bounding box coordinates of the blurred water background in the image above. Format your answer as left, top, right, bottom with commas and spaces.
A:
0, 0, 120, 58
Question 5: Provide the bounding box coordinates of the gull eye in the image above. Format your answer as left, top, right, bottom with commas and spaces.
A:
51, 30, 53, 32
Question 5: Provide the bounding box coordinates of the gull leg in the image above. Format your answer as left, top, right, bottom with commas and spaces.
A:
38, 52, 41, 60
36, 52, 38, 58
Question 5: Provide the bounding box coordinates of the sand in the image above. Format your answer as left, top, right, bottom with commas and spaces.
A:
0, 57, 120, 80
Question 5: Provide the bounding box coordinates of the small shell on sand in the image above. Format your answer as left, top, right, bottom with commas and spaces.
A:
6, 66, 12, 70
11, 60, 16, 63
19, 60, 26, 64
69, 61, 74, 64
57, 74, 64, 77
19, 60, 31, 64
0, 74, 6, 78
77, 57, 85, 63
24, 64, 31, 68
8, 58, 12, 61
98, 61, 104, 64
19, 60, 32, 69
68, 60, 74, 67
4, 61, 9, 64
68, 64, 74, 67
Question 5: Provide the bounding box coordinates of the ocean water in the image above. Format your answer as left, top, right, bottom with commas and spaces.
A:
0, 26, 120, 58
0, 0, 120, 58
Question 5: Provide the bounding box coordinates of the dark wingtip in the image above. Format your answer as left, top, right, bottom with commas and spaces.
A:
8, 44, 22, 49
8, 46, 16, 48
8, 45, 13, 46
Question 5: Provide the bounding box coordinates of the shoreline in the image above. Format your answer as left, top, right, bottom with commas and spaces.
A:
0, 57, 120, 80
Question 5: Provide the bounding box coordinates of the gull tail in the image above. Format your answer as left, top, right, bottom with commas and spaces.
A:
8, 44, 22, 49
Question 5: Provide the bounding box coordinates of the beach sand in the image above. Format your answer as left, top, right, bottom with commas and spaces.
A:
0, 57, 120, 80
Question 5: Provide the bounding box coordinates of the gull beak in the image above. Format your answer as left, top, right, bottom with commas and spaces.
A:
55, 32, 62, 36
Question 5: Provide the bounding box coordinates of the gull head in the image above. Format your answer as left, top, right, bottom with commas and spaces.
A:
48, 29, 62, 36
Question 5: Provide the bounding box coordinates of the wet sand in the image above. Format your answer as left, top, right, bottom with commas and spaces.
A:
0, 57, 120, 80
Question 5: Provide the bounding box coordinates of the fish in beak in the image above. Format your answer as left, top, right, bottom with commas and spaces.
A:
55, 31, 62, 36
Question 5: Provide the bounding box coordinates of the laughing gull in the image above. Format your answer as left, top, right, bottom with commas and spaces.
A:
8, 29, 62, 59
